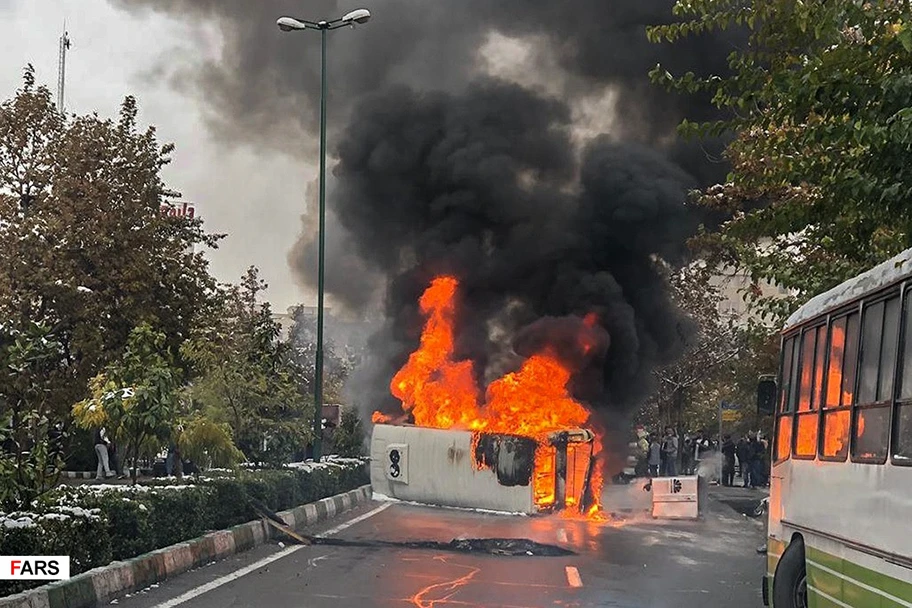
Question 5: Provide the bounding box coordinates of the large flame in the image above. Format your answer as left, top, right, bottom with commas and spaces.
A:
384, 276, 604, 517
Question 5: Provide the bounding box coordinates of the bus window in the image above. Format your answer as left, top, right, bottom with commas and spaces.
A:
797, 330, 816, 412
775, 336, 797, 462
821, 314, 858, 460
858, 300, 884, 405
878, 297, 901, 401
853, 297, 898, 462
825, 317, 846, 408
901, 292, 912, 401
894, 291, 912, 463
895, 405, 912, 462
813, 325, 827, 409
795, 326, 824, 457
787, 336, 801, 412
776, 416, 793, 462
779, 336, 796, 412
854, 408, 890, 461
843, 314, 859, 405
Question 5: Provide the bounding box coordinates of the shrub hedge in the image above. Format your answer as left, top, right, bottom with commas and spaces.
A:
0, 458, 369, 598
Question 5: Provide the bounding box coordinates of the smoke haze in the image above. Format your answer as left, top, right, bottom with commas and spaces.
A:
107, 0, 733, 430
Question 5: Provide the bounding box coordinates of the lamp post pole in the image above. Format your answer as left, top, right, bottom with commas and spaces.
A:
276, 10, 371, 463
313, 25, 328, 462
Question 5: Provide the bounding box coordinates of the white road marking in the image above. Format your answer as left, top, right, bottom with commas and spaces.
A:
150, 502, 392, 608
556, 529, 568, 543
565, 566, 583, 588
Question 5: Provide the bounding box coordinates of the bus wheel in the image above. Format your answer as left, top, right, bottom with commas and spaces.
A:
773, 538, 808, 608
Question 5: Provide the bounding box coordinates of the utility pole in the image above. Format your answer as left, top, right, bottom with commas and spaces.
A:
57, 25, 71, 113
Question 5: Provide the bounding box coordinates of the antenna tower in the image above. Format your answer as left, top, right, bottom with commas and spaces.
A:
57, 25, 71, 112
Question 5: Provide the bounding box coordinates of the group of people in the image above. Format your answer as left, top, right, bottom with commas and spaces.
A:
721, 432, 769, 488
636, 426, 770, 487
640, 427, 711, 477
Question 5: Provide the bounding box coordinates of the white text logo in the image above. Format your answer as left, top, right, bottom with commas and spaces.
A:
0, 556, 70, 580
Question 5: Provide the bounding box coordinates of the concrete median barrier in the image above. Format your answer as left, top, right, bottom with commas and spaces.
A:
0, 485, 372, 608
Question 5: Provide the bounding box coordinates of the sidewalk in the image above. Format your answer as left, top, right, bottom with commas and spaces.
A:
58, 472, 155, 486
708, 483, 770, 517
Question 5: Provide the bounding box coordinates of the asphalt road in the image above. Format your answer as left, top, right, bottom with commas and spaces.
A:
110, 488, 766, 608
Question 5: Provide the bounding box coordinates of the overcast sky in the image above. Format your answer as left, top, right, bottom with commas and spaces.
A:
0, 0, 315, 312
0, 1, 627, 316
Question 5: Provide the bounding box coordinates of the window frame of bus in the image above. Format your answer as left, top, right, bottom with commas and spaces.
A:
818, 310, 859, 462
774, 332, 803, 464
791, 323, 827, 460
891, 284, 912, 466
850, 291, 901, 465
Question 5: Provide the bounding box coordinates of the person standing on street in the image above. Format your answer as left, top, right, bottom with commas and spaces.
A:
749, 432, 765, 487
648, 434, 661, 477
736, 435, 748, 478
681, 434, 694, 475
636, 428, 650, 477
108, 437, 126, 480
721, 435, 736, 486
94, 427, 113, 480
739, 434, 753, 487
661, 426, 678, 477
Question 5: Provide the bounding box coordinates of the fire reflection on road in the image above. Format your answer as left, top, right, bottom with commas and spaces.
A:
408, 556, 481, 608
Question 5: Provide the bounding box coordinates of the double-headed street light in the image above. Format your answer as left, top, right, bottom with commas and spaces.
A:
277, 9, 371, 462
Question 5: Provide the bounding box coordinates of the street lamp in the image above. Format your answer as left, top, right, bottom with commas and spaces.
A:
277, 9, 371, 463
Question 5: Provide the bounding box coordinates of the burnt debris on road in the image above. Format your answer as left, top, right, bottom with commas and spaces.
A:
307, 536, 576, 557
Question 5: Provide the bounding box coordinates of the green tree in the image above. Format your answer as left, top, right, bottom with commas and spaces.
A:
330, 409, 366, 458
648, 1, 912, 320
0, 66, 221, 432
0, 322, 67, 509
642, 264, 742, 431
173, 412, 244, 476
286, 306, 357, 406
73, 324, 181, 483
182, 268, 311, 466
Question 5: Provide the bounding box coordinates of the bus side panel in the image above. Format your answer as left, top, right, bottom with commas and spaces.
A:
787, 461, 912, 562
803, 532, 912, 606
766, 461, 788, 607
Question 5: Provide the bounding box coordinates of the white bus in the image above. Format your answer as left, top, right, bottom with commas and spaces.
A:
761, 248, 912, 607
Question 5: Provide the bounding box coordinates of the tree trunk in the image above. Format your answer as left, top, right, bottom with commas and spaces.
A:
130, 434, 143, 485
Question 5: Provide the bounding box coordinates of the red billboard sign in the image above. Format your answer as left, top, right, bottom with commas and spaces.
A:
160, 201, 196, 219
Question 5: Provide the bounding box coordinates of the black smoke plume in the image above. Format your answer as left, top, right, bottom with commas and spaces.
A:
107, 1, 731, 428
109, 0, 735, 170
331, 81, 697, 419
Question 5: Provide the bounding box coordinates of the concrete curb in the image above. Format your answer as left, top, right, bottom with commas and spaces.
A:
0, 485, 372, 608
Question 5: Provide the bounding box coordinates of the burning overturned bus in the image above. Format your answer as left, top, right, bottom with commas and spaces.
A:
370, 424, 598, 515
371, 276, 606, 518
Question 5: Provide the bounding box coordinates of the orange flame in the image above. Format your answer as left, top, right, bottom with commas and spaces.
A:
382, 276, 604, 517
372, 412, 393, 424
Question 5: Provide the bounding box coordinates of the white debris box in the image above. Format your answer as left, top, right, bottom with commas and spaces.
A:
651, 476, 699, 520
370, 423, 596, 515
